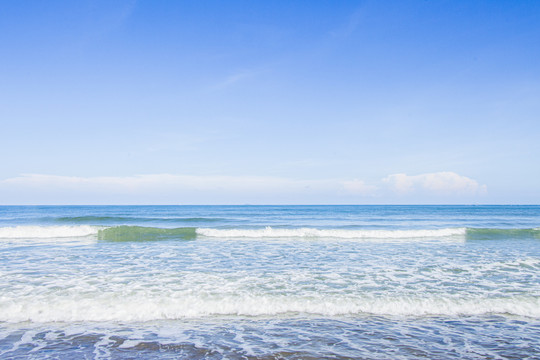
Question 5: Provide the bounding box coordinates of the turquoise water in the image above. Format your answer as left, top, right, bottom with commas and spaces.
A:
1, 205, 539, 359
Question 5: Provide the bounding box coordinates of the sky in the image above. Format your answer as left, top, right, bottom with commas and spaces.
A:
1, 0, 539, 204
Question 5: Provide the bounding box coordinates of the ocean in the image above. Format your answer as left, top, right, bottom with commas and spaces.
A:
0, 205, 539, 359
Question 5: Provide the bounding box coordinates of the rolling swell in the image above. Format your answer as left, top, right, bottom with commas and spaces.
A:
55, 216, 223, 223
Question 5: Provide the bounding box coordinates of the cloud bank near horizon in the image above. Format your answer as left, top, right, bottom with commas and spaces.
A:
383, 172, 487, 196
0, 172, 486, 205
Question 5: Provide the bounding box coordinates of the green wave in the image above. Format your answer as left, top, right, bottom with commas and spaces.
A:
97, 226, 197, 242
95, 226, 540, 242
466, 228, 540, 240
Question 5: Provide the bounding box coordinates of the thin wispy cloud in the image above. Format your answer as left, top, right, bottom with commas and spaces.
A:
80, 0, 137, 46
209, 68, 263, 90
330, 6, 365, 38
1, 173, 336, 193
342, 179, 377, 196
1, 2, 538, 205
0, 172, 486, 204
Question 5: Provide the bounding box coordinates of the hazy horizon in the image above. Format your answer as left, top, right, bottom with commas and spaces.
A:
2, 1, 539, 204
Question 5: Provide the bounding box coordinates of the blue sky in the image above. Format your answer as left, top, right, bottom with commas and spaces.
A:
1, 0, 539, 204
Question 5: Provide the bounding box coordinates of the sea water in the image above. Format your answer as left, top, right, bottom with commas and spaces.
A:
0, 205, 539, 359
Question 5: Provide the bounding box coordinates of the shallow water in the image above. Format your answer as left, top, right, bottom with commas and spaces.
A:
1, 205, 539, 359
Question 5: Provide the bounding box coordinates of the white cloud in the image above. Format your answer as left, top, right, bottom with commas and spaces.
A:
2, 173, 308, 192
342, 179, 377, 196
382, 172, 487, 196
0, 172, 487, 204
0, 174, 348, 204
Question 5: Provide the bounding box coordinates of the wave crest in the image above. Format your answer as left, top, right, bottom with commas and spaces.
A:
196, 227, 467, 239
2, 225, 539, 242
1, 296, 538, 322
0, 225, 99, 239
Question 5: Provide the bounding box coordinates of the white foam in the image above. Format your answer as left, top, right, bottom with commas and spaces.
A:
0, 295, 538, 322
0, 225, 467, 240
0, 225, 100, 239
196, 227, 466, 240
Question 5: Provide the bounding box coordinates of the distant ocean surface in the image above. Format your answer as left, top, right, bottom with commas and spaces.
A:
1, 205, 539, 359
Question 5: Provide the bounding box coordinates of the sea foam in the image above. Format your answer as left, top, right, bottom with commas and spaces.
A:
0, 225, 100, 239
1, 295, 538, 322
0, 225, 467, 241
196, 227, 467, 239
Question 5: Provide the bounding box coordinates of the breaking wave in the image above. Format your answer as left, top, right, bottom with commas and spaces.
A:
196, 227, 467, 239
1, 226, 539, 242
0, 225, 99, 239
1, 296, 538, 322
